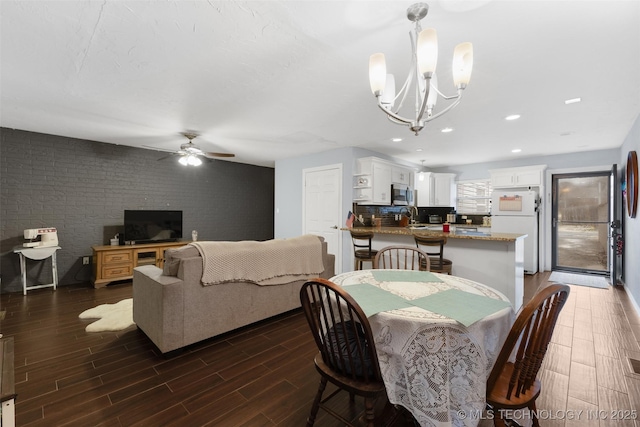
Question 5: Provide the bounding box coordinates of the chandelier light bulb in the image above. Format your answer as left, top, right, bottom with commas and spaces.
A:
452, 42, 473, 87
369, 53, 387, 95
417, 28, 438, 75
381, 74, 396, 108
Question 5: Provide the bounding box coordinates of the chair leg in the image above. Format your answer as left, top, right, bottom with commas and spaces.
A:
306, 377, 327, 427
529, 401, 540, 427
364, 396, 375, 427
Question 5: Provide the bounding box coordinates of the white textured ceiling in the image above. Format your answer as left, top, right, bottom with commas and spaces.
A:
1, 0, 639, 168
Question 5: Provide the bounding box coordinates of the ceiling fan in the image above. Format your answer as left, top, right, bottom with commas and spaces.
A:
153, 132, 235, 166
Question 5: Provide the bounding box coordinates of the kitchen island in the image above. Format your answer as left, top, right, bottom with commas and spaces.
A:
344, 226, 527, 311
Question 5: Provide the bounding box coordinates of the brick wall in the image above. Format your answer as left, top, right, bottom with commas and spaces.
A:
0, 128, 274, 293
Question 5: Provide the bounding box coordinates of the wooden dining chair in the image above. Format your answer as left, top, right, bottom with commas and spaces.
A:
486, 283, 570, 427
350, 230, 378, 270
373, 245, 430, 271
299, 278, 399, 427
414, 235, 453, 274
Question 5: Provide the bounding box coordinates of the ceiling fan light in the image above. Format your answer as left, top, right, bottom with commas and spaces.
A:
179, 156, 188, 166
452, 42, 473, 87
417, 28, 438, 75
187, 155, 201, 166
369, 53, 387, 96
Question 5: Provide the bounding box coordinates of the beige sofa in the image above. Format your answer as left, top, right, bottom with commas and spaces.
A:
132, 235, 335, 354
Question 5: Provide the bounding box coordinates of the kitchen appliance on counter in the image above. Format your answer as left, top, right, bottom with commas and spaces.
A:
23, 228, 59, 248
491, 190, 539, 274
392, 184, 414, 206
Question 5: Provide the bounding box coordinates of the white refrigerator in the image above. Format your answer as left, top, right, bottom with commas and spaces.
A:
491, 190, 539, 274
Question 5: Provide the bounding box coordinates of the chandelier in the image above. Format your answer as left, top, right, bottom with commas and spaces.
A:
369, 3, 473, 136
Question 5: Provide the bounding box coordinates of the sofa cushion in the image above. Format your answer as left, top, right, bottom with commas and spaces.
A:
163, 245, 200, 276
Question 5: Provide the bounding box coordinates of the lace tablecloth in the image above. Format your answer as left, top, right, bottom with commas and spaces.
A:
330, 270, 514, 427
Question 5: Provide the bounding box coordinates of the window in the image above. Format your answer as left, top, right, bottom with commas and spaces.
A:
456, 180, 493, 214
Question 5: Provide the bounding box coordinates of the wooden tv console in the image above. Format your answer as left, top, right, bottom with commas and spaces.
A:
91, 241, 188, 288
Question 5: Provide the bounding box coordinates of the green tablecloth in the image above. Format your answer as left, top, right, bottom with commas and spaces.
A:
410, 288, 512, 326
344, 283, 413, 317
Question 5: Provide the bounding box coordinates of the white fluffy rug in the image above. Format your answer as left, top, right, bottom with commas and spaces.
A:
78, 298, 135, 332
549, 271, 609, 289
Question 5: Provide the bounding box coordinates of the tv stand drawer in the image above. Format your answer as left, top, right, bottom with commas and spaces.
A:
102, 265, 133, 280
104, 251, 132, 264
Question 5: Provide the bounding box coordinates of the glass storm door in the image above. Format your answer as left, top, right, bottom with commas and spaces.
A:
552, 171, 611, 275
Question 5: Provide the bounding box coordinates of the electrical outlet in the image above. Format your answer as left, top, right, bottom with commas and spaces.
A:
82, 256, 90, 265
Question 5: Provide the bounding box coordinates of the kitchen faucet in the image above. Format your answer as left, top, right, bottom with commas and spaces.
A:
401, 206, 419, 224
409, 205, 419, 224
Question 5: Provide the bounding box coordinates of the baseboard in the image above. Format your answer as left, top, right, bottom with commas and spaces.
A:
621, 279, 640, 319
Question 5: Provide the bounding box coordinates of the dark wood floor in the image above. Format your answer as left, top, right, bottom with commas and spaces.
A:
1, 272, 639, 427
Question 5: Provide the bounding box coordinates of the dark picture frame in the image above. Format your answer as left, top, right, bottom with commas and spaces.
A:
627, 150, 638, 218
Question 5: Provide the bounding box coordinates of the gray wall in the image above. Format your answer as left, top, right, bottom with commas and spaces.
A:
620, 115, 640, 312
0, 128, 274, 293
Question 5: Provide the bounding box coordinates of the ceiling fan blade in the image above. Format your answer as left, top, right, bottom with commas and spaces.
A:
156, 152, 178, 161
204, 152, 235, 158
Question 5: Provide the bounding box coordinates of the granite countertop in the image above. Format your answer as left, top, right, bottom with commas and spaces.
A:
343, 226, 526, 242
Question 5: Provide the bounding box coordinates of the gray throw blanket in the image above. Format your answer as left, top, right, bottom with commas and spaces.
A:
190, 234, 325, 286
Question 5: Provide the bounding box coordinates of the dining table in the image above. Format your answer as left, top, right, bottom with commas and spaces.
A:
330, 269, 515, 427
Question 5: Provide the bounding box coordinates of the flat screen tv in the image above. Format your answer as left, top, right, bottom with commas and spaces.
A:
124, 210, 183, 244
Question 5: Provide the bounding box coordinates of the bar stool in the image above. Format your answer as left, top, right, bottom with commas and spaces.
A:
414, 235, 453, 275
350, 230, 378, 270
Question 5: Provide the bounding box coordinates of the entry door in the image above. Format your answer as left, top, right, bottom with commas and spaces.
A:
551, 171, 611, 274
303, 165, 342, 274
609, 164, 621, 284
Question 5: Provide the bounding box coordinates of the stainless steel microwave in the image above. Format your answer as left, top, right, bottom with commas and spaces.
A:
392, 184, 414, 206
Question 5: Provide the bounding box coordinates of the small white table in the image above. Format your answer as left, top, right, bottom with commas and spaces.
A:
13, 246, 60, 295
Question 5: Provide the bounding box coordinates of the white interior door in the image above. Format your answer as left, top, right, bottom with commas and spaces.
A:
303, 164, 343, 274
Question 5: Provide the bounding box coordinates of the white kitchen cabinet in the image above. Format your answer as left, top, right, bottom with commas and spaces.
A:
354, 157, 392, 205
413, 172, 456, 207
433, 173, 457, 207
490, 165, 546, 188
414, 171, 432, 206
391, 166, 412, 185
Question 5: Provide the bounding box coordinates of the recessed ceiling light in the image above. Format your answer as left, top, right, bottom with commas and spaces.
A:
416, 148, 423, 152
511, 148, 522, 153
505, 114, 521, 121
564, 97, 581, 105
441, 127, 454, 133
392, 138, 403, 142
